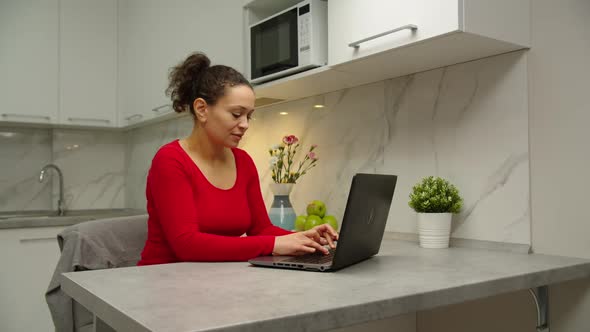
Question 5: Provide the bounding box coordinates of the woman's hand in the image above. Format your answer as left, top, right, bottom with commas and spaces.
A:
301, 224, 338, 251
273, 224, 339, 256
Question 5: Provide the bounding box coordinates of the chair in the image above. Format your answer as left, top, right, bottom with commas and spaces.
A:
45, 214, 148, 332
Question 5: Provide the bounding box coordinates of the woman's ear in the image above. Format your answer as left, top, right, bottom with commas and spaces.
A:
193, 98, 208, 123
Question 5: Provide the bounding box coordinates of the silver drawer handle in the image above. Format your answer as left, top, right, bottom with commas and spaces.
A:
68, 117, 111, 123
348, 24, 418, 48
152, 104, 172, 114
125, 113, 143, 121
20, 237, 57, 244
1, 113, 51, 121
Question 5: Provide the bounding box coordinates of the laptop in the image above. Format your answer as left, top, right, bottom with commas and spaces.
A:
249, 173, 397, 272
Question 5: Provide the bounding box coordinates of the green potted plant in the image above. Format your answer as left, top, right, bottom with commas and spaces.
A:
408, 176, 463, 248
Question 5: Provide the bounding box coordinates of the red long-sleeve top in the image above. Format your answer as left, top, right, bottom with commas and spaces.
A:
138, 140, 292, 265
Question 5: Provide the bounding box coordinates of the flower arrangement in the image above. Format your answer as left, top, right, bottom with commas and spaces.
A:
269, 135, 318, 184
408, 176, 463, 213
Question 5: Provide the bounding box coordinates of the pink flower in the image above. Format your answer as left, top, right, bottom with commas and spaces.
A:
307, 152, 318, 160
282, 135, 299, 145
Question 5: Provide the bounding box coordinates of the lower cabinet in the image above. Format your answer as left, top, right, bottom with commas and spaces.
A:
0, 226, 66, 332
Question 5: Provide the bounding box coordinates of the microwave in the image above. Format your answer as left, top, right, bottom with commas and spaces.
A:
249, 0, 327, 84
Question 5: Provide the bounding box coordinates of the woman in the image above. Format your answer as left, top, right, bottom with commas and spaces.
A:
138, 52, 338, 265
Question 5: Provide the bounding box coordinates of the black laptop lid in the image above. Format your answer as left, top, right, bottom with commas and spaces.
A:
331, 173, 397, 271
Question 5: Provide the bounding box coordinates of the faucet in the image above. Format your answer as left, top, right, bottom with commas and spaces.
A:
39, 164, 66, 216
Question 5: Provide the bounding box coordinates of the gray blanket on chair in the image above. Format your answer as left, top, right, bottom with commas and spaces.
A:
45, 214, 148, 332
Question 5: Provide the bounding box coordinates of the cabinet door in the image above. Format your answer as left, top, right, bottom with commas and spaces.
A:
0, 0, 59, 125
328, 0, 460, 66
59, 0, 117, 127
118, 0, 244, 126
0, 226, 66, 332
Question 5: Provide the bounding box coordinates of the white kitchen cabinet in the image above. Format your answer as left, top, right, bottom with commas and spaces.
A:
253, 0, 530, 108
328, 0, 459, 67
0, 0, 59, 125
329, 0, 529, 67
327, 0, 530, 90
0, 226, 66, 332
58, 0, 118, 127
117, 0, 245, 127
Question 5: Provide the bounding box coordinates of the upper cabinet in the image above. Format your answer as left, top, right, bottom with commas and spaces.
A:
1, 0, 244, 129
253, 0, 530, 106
59, 0, 118, 127
0, 0, 531, 126
0, 0, 59, 125
117, 0, 245, 127
329, 0, 459, 66
117, 0, 173, 126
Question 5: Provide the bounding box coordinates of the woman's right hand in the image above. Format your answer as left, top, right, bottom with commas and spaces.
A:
273, 232, 329, 256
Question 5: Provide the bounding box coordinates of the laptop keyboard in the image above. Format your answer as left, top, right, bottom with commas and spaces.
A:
283, 248, 336, 265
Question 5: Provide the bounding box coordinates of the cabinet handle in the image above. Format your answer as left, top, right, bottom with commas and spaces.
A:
1, 113, 51, 121
68, 117, 111, 124
152, 104, 172, 114
125, 113, 143, 121
348, 24, 418, 48
19, 237, 57, 244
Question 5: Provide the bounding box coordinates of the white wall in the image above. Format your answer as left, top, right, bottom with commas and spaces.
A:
529, 0, 590, 258
528, 0, 590, 331
418, 1, 590, 331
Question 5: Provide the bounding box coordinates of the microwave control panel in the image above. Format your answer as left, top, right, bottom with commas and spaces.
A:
298, 4, 311, 52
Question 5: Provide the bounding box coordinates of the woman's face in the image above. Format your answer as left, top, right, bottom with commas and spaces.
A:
199, 84, 256, 148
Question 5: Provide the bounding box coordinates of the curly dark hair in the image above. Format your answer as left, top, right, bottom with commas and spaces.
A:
166, 52, 252, 114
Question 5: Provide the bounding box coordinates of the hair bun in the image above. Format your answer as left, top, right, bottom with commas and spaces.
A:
167, 52, 211, 113
183, 52, 210, 83
166, 51, 251, 116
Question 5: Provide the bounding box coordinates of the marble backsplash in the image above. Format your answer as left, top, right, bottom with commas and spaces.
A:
0, 51, 529, 244
52, 129, 126, 210
125, 51, 530, 245
0, 127, 126, 212
0, 127, 53, 211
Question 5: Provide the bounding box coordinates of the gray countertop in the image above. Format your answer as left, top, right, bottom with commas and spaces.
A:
61, 239, 590, 332
0, 209, 146, 229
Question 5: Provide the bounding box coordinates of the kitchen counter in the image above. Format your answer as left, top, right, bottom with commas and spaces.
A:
0, 208, 146, 229
61, 239, 590, 332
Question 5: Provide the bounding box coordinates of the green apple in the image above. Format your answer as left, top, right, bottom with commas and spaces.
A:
304, 215, 324, 231
294, 215, 307, 231
306, 200, 327, 218
323, 215, 339, 231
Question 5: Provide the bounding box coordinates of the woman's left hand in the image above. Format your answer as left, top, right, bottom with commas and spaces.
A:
300, 224, 339, 252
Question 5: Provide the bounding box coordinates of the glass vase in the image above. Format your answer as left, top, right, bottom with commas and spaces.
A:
268, 183, 297, 231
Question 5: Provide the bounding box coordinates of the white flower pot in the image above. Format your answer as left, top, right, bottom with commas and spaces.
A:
417, 213, 452, 249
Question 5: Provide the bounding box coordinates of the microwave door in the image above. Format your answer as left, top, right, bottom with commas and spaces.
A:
251, 8, 298, 80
